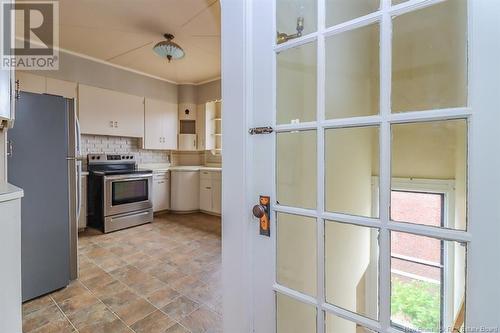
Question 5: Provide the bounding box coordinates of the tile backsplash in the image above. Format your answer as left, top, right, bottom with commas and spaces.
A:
81, 135, 170, 164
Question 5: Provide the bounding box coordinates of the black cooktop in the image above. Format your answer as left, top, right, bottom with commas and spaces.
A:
90, 168, 153, 176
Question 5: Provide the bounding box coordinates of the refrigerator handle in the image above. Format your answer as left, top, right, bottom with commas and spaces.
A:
76, 160, 82, 220
75, 117, 81, 156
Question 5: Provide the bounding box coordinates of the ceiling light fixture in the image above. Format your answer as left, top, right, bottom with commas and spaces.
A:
153, 33, 185, 62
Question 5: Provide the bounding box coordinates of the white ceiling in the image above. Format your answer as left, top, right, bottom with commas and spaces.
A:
56, 0, 221, 84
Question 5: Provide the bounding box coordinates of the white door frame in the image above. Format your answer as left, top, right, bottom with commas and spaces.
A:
220, 1, 254, 332
221, 0, 500, 332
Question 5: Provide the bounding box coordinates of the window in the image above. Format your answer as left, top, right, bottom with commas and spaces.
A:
391, 190, 445, 331
371, 178, 466, 332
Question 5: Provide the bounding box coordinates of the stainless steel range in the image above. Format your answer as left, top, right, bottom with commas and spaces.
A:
87, 154, 153, 233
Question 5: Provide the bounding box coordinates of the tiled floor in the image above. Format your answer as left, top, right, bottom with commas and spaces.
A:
22, 213, 222, 333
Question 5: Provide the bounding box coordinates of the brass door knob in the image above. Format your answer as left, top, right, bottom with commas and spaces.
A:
252, 204, 266, 219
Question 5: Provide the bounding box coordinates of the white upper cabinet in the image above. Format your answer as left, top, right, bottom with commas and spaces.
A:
144, 98, 178, 150
15, 73, 77, 99
78, 84, 144, 138
197, 102, 216, 151
46, 78, 77, 99
16, 72, 45, 95
178, 134, 197, 151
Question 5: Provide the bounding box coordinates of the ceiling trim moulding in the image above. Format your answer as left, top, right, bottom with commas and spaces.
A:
32, 41, 220, 86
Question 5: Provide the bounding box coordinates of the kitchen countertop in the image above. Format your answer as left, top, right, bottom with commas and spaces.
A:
0, 182, 24, 203
139, 164, 222, 173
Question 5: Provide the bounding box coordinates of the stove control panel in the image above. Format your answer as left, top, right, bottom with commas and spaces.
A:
88, 154, 135, 163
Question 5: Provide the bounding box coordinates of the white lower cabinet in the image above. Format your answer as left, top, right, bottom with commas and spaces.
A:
212, 176, 221, 215
153, 172, 170, 212
0, 192, 22, 333
170, 170, 199, 212
199, 178, 212, 212
78, 174, 87, 230
199, 170, 221, 215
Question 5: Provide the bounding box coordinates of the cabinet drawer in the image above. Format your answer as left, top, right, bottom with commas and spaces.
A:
200, 178, 212, 189
153, 173, 169, 181
200, 170, 221, 180
200, 170, 212, 180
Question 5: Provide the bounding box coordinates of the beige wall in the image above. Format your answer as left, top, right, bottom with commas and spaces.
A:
197, 79, 221, 104
325, 23, 379, 119
392, 0, 467, 112
277, 214, 317, 297
277, 43, 317, 124
178, 84, 198, 104
277, 130, 316, 209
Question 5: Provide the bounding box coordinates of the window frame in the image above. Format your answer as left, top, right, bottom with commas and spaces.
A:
372, 177, 459, 331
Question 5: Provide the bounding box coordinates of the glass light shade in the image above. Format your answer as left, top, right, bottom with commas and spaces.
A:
153, 40, 185, 61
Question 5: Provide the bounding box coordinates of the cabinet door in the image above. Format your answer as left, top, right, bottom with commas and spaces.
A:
212, 177, 221, 214
205, 102, 216, 150
200, 178, 212, 212
46, 78, 77, 98
16, 72, 45, 94
178, 134, 197, 151
79, 84, 144, 137
153, 175, 170, 212
145, 98, 178, 150
111, 90, 144, 138
79, 84, 119, 136
197, 104, 206, 150
163, 102, 178, 150
145, 98, 165, 150
78, 176, 87, 229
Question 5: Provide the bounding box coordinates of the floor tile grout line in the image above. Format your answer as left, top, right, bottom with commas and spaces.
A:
49, 295, 80, 333
77, 280, 136, 332
77, 217, 221, 332
82, 256, 179, 331
25, 217, 220, 333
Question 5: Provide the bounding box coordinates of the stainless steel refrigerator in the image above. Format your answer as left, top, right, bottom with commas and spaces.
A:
7, 91, 81, 302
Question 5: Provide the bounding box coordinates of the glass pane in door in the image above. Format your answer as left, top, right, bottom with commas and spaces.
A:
325, 24, 380, 119
277, 130, 317, 209
325, 126, 379, 217
277, 0, 317, 39
325, 313, 377, 333
326, 0, 380, 27
325, 221, 379, 319
277, 293, 317, 333
277, 213, 317, 296
391, 119, 467, 230
391, 232, 466, 333
392, 0, 468, 112
277, 42, 317, 124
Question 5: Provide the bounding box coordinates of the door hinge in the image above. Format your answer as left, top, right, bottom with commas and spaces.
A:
15, 80, 20, 100
249, 126, 274, 135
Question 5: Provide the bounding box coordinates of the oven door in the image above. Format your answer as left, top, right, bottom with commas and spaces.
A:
104, 173, 153, 216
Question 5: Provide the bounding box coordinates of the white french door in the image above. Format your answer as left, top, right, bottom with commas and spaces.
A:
221, 0, 500, 332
